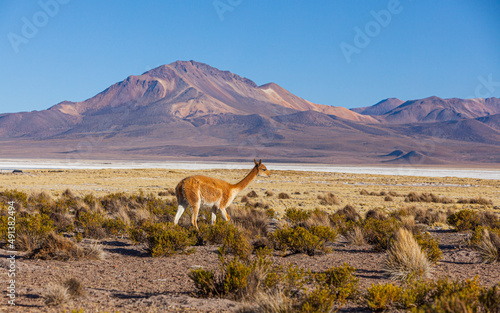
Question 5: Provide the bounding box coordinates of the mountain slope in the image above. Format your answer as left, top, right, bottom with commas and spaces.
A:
1, 61, 500, 164
351, 98, 404, 116
381, 96, 500, 123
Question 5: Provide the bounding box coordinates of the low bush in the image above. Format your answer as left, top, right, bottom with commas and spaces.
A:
202, 221, 252, 260
143, 222, 197, 257
457, 197, 493, 205
304, 208, 331, 229
384, 196, 393, 202
363, 277, 499, 312
64, 278, 85, 298
190, 251, 275, 300
284, 208, 311, 225
365, 209, 388, 221
318, 192, 339, 206
315, 263, 359, 303
366, 283, 402, 311
158, 188, 175, 197
405, 192, 454, 204
330, 205, 361, 236
247, 191, 259, 198
334, 205, 361, 223
413, 231, 442, 264
264, 190, 274, 197
346, 226, 367, 246
300, 286, 337, 313
228, 206, 269, 238
414, 207, 449, 226
269, 226, 330, 256
278, 192, 290, 199
363, 217, 400, 251
447, 209, 480, 232
14, 213, 55, 251
414, 277, 485, 312
27, 232, 104, 261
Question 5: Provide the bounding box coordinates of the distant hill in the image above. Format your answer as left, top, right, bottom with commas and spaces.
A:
379, 96, 500, 124
1, 60, 500, 165
351, 98, 404, 116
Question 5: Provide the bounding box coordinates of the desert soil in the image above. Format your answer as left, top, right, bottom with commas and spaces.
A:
0, 167, 499, 312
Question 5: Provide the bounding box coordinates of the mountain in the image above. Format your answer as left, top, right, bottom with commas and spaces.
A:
1, 60, 500, 165
351, 98, 404, 116
380, 96, 500, 124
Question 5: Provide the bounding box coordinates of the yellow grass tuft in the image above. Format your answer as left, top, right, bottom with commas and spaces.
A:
383, 228, 433, 281
476, 228, 500, 263
43, 283, 69, 306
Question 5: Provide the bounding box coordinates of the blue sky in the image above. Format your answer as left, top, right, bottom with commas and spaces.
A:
1, 0, 499, 114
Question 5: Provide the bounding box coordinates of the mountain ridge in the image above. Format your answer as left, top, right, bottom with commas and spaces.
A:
1, 60, 500, 165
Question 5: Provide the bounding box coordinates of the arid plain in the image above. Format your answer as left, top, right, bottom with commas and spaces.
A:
1, 166, 499, 312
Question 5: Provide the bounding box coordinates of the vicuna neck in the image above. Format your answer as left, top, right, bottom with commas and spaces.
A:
233, 166, 258, 192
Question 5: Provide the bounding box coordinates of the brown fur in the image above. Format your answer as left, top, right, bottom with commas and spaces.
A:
174, 159, 270, 230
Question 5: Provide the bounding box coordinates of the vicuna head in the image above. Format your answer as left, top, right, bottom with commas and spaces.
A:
254, 159, 270, 177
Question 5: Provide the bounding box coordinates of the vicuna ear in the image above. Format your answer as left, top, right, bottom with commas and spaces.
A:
254, 159, 258, 166
258, 159, 262, 165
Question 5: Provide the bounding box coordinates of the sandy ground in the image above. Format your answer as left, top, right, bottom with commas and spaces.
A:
0, 166, 499, 312
0, 167, 498, 214
1, 232, 499, 312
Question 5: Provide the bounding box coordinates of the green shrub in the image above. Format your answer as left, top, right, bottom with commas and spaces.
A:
366, 283, 402, 311
202, 221, 252, 260
14, 213, 55, 251
270, 226, 329, 256
447, 209, 480, 231
285, 208, 311, 225
363, 217, 400, 251
189, 268, 217, 297
0, 189, 29, 208
300, 286, 337, 313
315, 263, 359, 302
400, 279, 435, 309
144, 222, 197, 257
479, 283, 500, 313
329, 205, 361, 235
222, 257, 253, 297
282, 263, 309, 296
414, 277, 484, 312
190, 252, 275, 300
309, 225, 337, 243
413, 231, 442, 264
76, 211, 106, 239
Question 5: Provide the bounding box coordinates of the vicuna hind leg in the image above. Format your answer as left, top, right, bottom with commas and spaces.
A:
174, 205, 184, 224
220, 207, 230, 221
174, 203, 186, 225
211, 206, 218, 225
